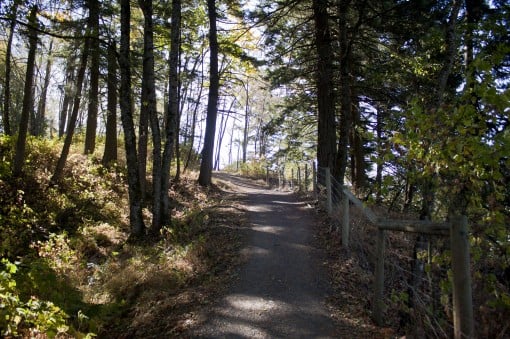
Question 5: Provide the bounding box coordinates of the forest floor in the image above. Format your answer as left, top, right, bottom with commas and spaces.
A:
184, 172, 392, 338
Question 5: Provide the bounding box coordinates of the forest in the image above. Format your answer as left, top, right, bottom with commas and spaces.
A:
0, 0, 509, 337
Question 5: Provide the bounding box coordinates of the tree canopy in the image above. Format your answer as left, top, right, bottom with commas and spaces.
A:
0, 0, 509, 336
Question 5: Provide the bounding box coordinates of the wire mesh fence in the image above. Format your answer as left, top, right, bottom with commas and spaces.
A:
315, 166, 473, 338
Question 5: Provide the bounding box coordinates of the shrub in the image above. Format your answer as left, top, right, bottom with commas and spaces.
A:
0, 259, 70, 337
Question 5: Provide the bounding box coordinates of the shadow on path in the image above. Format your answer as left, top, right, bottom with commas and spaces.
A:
191, 173, 340, 338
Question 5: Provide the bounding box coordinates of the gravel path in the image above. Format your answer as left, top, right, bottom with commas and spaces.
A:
191, 173, 339, 338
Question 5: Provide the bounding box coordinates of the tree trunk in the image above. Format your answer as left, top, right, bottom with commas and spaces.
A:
51, 38, 90, 184
375, 107, 383, 203
184, 51, 205, 172
174, 42, 183, 182
13, 6, 38, 177
102, 42, 118, 166
198, 0, 219, 186
33, 39, 53, 137
2, 1, 19, 136
137, 118, 149, 201
138, 20, 150, 200
161, 0, 181, 224
242, 80, 249, 163
350, 95, 365, 192
119, 0, 145, 237
58, 54, 77, 138
312, 0, 336, 174
228, 128, 234, 166
215, 99, 234, 170
403, 176, 415, 212
84, 0, 100, 155
139, 0, 163, 233
179, 48, 201, 147
214, 100, 226, 171
335, 0, 353, 185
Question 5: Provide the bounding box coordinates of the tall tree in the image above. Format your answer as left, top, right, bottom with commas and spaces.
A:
242, 79, 249, 164
32, 39, 54, 137
161, 0, 181, 222
139, 0, 163, 233
102, 42, 118, 166
13, 6, 38, 176
51, 39, 90, 183
198, 0, 219, 186
84, 0, 100, 154
183, 47, 205, 172
58, 52, 77, 137
2, 0, 20, 136
335, 0, 354, 185
312, 0, 337, 173
119, 0, 145, 237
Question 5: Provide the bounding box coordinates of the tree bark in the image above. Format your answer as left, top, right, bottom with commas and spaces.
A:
174, 42, 183, 182
375, 107, 383, 203
198, 0, 219, 186
84, 0, 100, 154
33, 39, 54, 137
138, 6, 149, 199
403, 176, 415, 212
161, 0, 181, 223
335, 0, 353, 185
184, 51, 205, 172
228, 128, 234, 166
13, 6, 38, 177
350, 95, 365, 192
51, 38, 90, 184
119, 0, 145, 237
139, 0, 163, 233
138, 97, 149, 200
242, 80, 249, 164
312, 0, 337, 174
2, 1, 19, 136
102, 42, 118, 166
58, 53, 77, 138
215, 99, 234, 170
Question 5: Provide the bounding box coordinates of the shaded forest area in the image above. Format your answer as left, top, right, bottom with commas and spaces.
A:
1, 0, 509, 337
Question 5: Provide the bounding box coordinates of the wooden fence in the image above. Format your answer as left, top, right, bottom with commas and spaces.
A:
317, 167, 474, 339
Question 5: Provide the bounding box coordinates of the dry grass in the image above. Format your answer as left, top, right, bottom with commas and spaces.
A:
1, 137, 247, 337
73, 173, 248, 337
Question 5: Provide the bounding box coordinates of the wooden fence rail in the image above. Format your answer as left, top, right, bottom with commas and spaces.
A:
317, 167, 474, 339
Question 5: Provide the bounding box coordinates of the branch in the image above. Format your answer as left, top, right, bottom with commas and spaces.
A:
0, 16, 113, 48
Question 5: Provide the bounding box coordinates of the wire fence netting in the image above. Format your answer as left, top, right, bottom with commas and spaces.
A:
316, 166, 454, 337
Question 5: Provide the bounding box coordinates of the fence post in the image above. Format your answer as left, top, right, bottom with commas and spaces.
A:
372, 228, 385, 326
325, 167, 332, 214
341, 187, 349, 248
450, 215, 474, 339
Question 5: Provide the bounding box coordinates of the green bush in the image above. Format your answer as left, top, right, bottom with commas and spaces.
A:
0, 259, 70, 337
239, 160, 267, 179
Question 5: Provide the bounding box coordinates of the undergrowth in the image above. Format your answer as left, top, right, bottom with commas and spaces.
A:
316, 190, 510, 338
0, 135, 244, 337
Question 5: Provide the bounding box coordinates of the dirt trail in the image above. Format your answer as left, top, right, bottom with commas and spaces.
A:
191, 173, 339, 338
